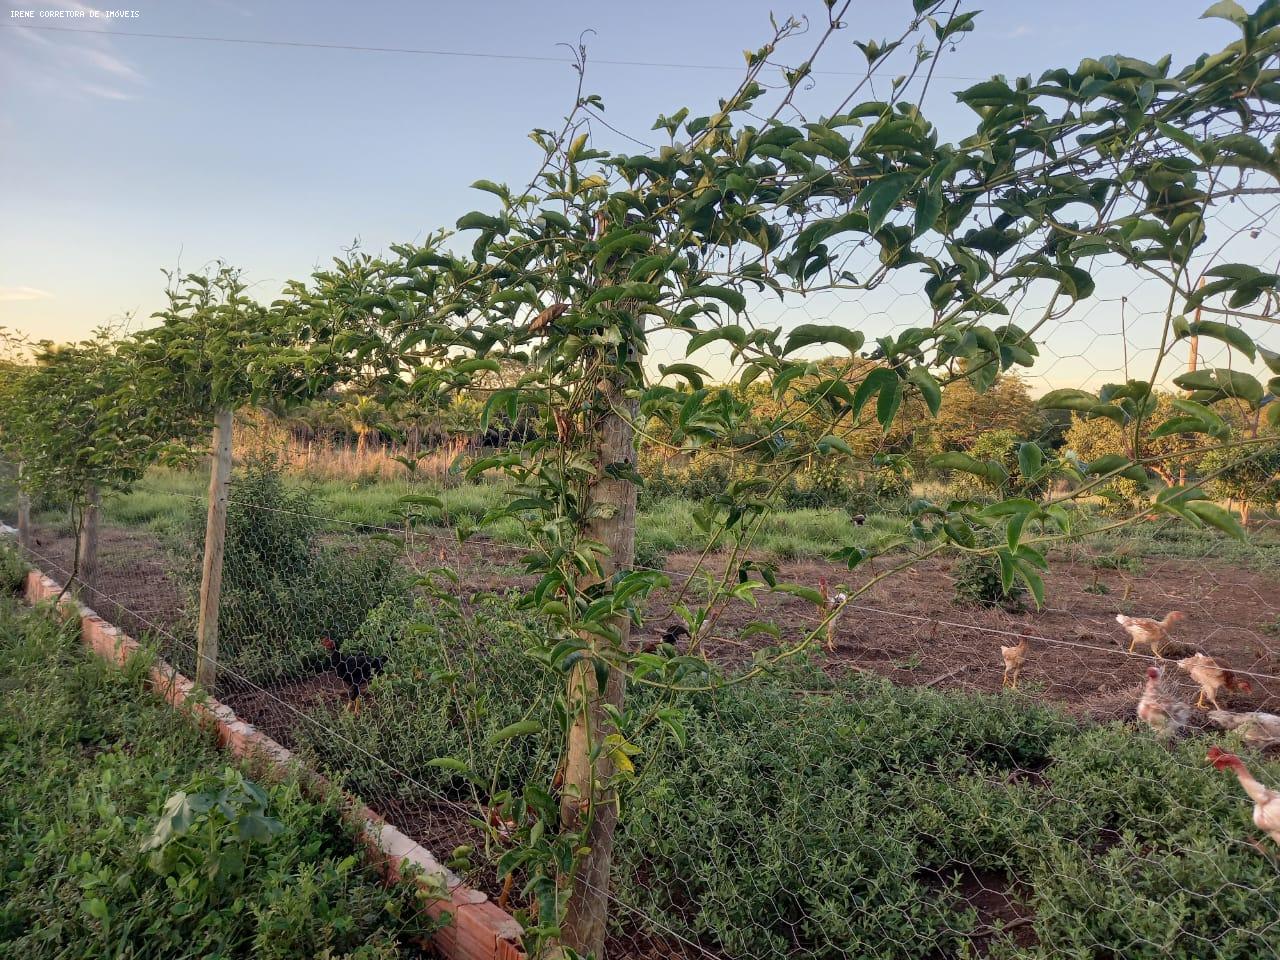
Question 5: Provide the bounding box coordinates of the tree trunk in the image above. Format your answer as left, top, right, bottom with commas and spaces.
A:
558, 363, 638, 959
77, 485, 100, 598
16, 462, 31, 550
196, 408, 234, 691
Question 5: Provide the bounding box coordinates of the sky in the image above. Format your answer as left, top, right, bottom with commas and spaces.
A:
0, 0, 1272, 391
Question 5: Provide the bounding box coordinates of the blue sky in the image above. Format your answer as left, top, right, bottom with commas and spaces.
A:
0, 0, 1262, 389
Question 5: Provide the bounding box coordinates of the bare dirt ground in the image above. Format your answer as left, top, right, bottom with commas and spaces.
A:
15, 520, 1280, 958
416, 532, 1280, 719
27, 520, 1278, 717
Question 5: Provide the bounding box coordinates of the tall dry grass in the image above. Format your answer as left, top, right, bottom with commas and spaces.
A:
235, 415, 472, 483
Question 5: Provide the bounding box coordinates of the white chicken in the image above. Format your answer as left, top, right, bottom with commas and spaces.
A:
1136, 665, 1191, 739
1207, 745, 1280, 847
1207, 711, 1280, 749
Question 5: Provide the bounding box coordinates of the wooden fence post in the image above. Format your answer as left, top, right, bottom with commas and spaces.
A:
558, 353, 638, 958
196, 408, 234, 690
77, 484, 100, 597
16, 462, 31, 550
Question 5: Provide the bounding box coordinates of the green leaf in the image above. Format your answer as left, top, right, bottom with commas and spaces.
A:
658, 363, 709, 389
858, 173, 914, 233
929, 452, 1009, 487
876, 378, 902, 429
914, 188, 943, 237
907, 367, 942, 415
456, 211, 504, 232
1186, 501, 1246, 541
1017, 442, 1044, 480
816, 434, 854, 455
1037, 388, 1097, 412
1173, 317, 1257, 362
686, 326, 747, 356
686, 284, 747, 314
1201, 0, 1247, 23
490, 720, 543, 742
776, 583, 826, 606
470, 179, 508, 199
783, 324, 866, 356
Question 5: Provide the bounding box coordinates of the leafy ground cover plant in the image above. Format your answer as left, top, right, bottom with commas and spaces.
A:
294, 596, 1280, 958
0, 591, 433, 960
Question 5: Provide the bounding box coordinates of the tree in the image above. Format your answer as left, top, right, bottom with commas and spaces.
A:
22, 3, 1265, 953
349, 5, 1280, 952
1062, 392, 1210, 485
0, 330, 196, 595
133, 265, 329, 688
1200, 439, 1280, 525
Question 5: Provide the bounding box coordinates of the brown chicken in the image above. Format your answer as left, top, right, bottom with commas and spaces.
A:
1137, 665, 1191, 739
1000, 637, 1029, 689
1116, 610, 1186, 656
1176, 653, 1253, 710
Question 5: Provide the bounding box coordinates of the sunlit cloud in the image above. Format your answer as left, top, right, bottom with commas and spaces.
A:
0, 287, 55, 303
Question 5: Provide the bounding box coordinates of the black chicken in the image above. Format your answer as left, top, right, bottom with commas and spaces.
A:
640, 623, 691, 654
320, 637, 387, 713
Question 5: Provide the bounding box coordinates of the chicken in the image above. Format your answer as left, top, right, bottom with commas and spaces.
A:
1207, 711, 1280, 749
321, 637, 388, 714
850, 514, 867, 526
1001, 636, 1029, 689
1207, 745, 1280, 847
640, 623, 690, 654
818, 577, 848, 651
1136, 665, 1192, 739
1176, 653, 1253, 710
1116, 610, 1186, 656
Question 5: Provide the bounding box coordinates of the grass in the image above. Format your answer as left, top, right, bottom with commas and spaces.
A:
1077, 514, 1280, 571
0, 571, 431, 959
98, 471, 900, 567
89, 469, 1278, 578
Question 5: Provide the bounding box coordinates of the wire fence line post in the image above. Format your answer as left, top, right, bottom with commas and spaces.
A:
557, 346, 639, 958
16, 461, 30, 550
76, 483, 100, 598
196, 407, 234, 690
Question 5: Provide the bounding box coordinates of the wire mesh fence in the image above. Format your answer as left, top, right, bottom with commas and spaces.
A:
3, 418, 1279, 958
5, 10, 1280, 952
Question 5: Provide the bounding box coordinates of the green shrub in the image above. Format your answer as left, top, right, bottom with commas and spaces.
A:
633, 534, 671, 571
173, 458, 407, 685
292, 595, 561, 805
0, 541, 27, 594
952, 551, 1027, 610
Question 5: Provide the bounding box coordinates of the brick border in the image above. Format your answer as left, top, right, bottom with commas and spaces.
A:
3, 528, 526, 960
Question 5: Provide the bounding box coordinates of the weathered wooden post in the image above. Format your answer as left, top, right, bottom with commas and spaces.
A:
196, 408, 233, 690
77, 484, 100, 597
16, 462, 31, 550
558, 343, 638, 959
